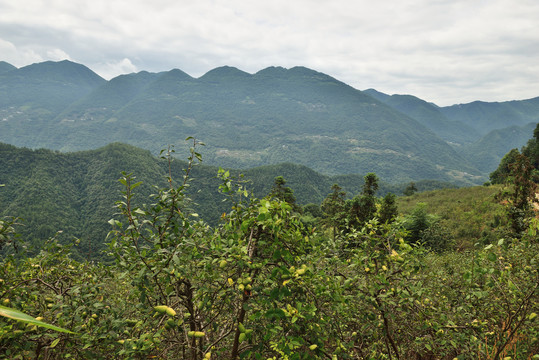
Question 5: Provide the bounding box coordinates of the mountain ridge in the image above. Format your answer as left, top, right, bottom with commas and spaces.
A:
1, 60, 536, 185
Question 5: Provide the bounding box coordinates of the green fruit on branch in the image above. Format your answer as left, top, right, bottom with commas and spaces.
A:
165, 307, 176, 316
238, 322, 246, 333
154, 305, 168, 313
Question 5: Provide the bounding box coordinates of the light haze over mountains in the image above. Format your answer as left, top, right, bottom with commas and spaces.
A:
1, 60, 537, 185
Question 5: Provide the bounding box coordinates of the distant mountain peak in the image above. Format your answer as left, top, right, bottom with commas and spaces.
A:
200, 66, 251, 81
288, 66, 322, 75
255, 66, 289, 77
166, 68, 193, 79
14, 60, 105, 86
363, 89, 391, 102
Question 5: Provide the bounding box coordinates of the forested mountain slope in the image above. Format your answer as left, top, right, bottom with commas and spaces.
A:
1, 60, 536, 184
0, 141, 458, 259
0, 61, 16, 74
364, 89, 538, 176
457, 122, 538, 173
363, 89, 480, 144
440, 97, 539, 135
0, 61, 484, 184
0, 60, 106, 147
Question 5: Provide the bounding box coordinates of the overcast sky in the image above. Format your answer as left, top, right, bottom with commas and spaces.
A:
1, 0, 538, 106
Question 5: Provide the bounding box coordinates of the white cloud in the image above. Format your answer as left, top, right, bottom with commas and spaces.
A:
0, 38, 43, 67
92, 58, 138, 79
46, 48, 71, 62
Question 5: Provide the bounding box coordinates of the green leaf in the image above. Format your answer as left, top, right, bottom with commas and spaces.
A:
0, 305, 75, 334
131, 181, 143, 190
50, 338, 61, 348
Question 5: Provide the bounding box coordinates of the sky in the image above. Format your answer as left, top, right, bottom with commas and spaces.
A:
0, 0, 538, 106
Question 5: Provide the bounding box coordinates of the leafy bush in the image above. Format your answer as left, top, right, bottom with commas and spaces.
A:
2, 141, 537, 359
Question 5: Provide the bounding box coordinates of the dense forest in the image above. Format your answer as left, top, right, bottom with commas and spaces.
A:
1, 124, 538, 359
0, 141, 455, 261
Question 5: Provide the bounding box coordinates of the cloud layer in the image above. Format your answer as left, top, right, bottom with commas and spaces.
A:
1, 0, 538, 105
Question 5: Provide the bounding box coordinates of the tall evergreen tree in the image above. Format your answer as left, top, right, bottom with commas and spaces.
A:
505, 154, 537, 237
379, 193, 398, 224
321, 183, 346, 239
269, 176, 299, 211
346, 173, 379, 230
403, 182, 418, 196
521, 122, 539, 173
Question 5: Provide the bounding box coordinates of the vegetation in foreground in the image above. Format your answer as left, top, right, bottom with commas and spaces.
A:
1, 134, 538, 360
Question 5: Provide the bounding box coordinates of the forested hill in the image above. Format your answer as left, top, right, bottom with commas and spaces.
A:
0, 61, 16, 74
362, 89, 538, 174
363, 89, 481, 144
1, 60, 536, 183
0, 60, 500, 184
0, 142, 455, 260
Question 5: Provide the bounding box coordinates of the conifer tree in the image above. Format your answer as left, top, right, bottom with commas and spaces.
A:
321, 183, 346, 239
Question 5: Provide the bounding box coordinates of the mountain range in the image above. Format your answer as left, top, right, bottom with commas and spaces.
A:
1, 60, 537, 185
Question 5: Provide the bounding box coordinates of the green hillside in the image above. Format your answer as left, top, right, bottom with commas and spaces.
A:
363, 89, 479, 144
441, 97, 539, 135
1, 60, 537, 184
397, 185, 506, 250
1, 141, 465, 259
0, 142, 345, 258
0, 61, 484, 184
457, 122, 537, 173
363, 89, 537, 176
0, 61, 16, 74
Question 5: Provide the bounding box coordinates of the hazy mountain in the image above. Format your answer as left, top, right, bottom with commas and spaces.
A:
440, 97, 539, 136
456, 122, 538, 173
363, 89, 538, 176
0, 60, 106, 146
0, 60, 104, 109
2, 60, 535, 184
0, 61, 16, 74
363, 89, 480, 144
66, 70, 162, 111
